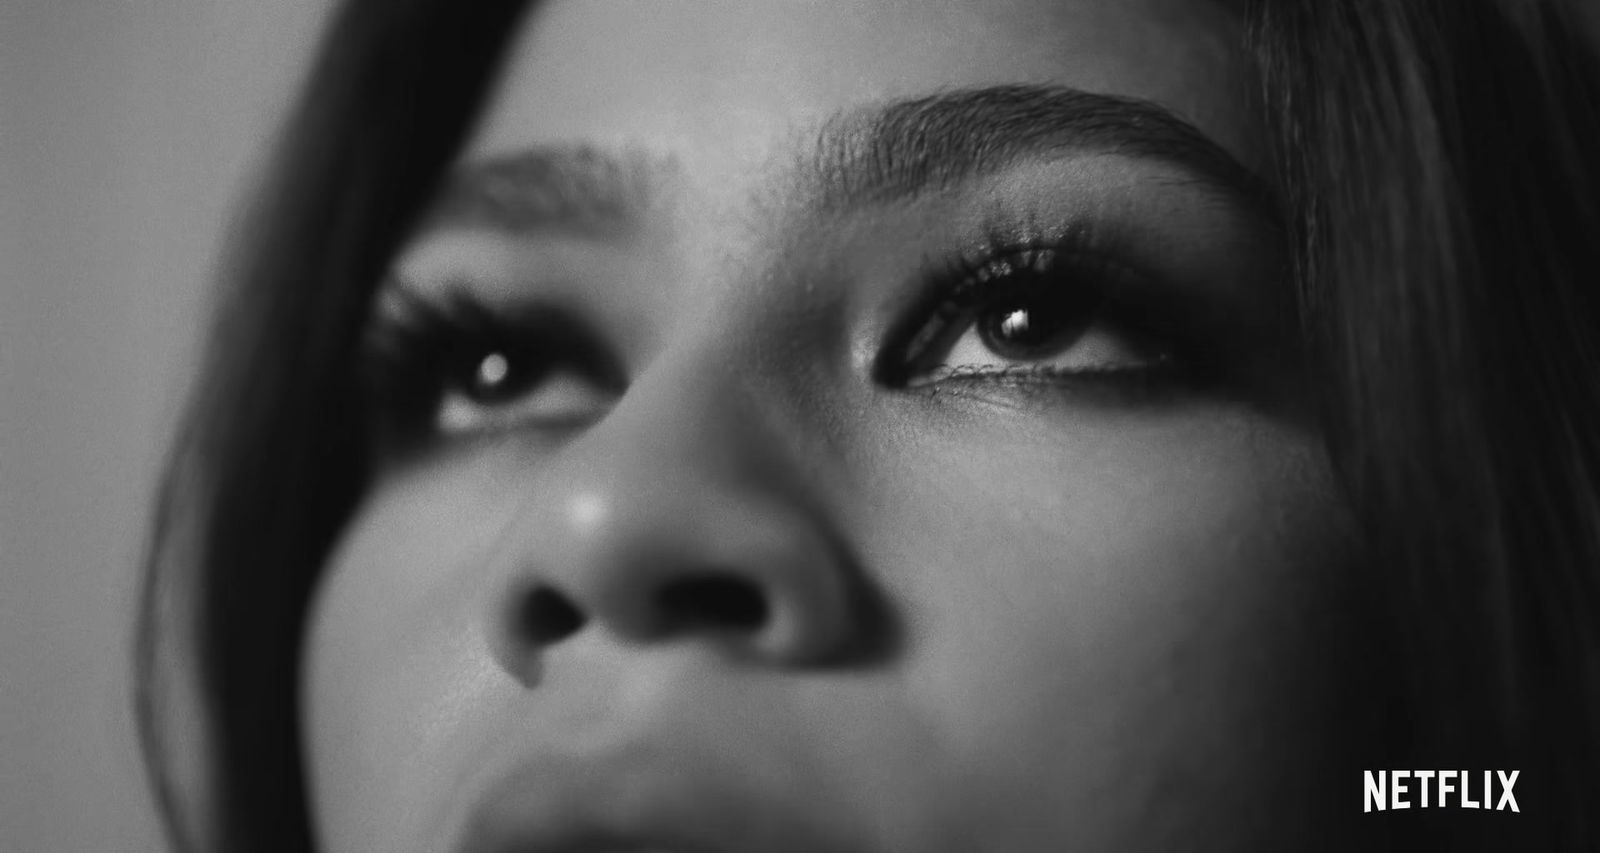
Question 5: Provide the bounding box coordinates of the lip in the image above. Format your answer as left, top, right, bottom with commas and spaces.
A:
451, 744, 861, 853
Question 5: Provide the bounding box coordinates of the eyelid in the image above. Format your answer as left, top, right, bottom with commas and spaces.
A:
373, 281, 625, 376
437, 368, 612, 435
359, 281, 626, 441
874, 224, 1151, 388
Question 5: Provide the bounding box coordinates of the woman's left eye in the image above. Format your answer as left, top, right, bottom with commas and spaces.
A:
896, 247, 1175, 388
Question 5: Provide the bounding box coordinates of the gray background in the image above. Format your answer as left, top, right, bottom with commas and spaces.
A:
2, 1, 331, 849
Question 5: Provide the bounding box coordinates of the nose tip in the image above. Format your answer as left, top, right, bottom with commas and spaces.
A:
487, 454, 877, 681
479, 343, 895, 682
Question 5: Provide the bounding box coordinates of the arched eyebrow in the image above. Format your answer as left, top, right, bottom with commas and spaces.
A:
423, 144, 668, 236
805, 84, 1276, 220
424, 84, 1275, 236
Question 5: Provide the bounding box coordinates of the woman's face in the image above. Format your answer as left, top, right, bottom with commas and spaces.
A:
305, 2, 1370, 850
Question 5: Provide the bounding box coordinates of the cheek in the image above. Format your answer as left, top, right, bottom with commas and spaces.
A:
866, 409, 1359, 844
303, 408, 1364, 851
302, 455, 523, 853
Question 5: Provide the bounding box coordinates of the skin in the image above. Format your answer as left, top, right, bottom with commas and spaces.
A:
304, 1, 1378, 850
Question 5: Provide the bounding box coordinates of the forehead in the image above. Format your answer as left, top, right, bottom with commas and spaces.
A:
467, 0, 1257, 173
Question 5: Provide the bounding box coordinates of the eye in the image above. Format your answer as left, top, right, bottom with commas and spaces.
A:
896, 246, 1174, 388
961, 262, 1106, 361
434, 342, 609, 434
456, 349, 534, 405
361, 288, 618, 440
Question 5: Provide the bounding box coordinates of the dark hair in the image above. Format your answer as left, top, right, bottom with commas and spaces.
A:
136, 1, 1600, 850
136, 3, 534, 850
1251, 2, 1600, 845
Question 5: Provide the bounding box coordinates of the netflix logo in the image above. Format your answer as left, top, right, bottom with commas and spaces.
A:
1363, 770, 1520, 812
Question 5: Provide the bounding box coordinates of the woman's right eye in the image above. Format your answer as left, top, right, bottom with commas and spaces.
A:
361, 288, 617, 441
433, 343, 611, 435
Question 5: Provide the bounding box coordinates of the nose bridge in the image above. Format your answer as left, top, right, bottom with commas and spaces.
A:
484, 338, 867, 677
576, 327, 816, 516
541, 353, 800, 575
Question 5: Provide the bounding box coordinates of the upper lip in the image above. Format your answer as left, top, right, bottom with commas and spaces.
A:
451, 741, 861, 853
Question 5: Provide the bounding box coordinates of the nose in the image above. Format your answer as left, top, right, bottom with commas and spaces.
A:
484, 352, 870, 681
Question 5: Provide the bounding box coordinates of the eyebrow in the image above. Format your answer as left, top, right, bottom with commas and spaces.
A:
424, 144, 666, 235
425, 84, 1275, 236
806, 84, 1275, 218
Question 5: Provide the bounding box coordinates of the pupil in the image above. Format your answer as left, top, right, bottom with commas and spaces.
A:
978, 284, 1098, 359
473, 351, 511, 395
999, 309, 1032, 340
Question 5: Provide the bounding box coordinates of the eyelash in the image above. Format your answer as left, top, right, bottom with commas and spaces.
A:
877, 227, 1190, 393
359, 287, 616, 440
359, 228, 1200, 439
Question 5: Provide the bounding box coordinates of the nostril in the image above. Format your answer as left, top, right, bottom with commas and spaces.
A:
655, 574, 769, 633
520, 586, 586, 645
